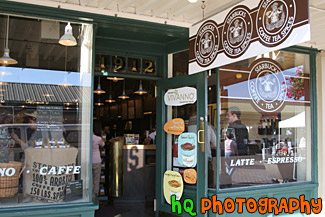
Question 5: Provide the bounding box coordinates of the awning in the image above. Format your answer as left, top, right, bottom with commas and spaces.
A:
279, 112, 306, 128
0, 82, 89, 104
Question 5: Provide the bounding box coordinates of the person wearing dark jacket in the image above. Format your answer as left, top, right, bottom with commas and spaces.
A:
226, 106, 249, 156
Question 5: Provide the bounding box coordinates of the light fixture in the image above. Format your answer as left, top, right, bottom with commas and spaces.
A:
100, 56, 106, 74
236, 73, 242, 79
59, 22, 77, 46
0, 16, 17, 66
43, 93, 54, 97
93, 76, 106, 95
118, 80, 129, 100
107, 76, 124, 82
134, 80, 147, 95
95, 98, 104, 106
105, 81, 116, 103
188, 0, 198, 2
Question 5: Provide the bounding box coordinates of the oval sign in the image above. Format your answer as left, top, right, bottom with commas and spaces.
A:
163, 170, 183, 204
163, 118, 185, 135
164, 87, 197, 106
183, 169, 197, 184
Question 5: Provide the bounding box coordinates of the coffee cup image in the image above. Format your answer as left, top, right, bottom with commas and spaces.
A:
168, 180, 181, 200
181, 143, 195, 167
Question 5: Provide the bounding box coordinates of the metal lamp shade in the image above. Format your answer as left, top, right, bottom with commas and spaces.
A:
0, 48, 17, 65
59, 23, 77, 46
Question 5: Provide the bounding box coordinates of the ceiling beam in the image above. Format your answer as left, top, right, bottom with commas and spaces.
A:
151, 0, 182, 17
79, 0, 90, 6
119, 0, 136, 11
98, 0, 113, 9
136, 0, 161, 14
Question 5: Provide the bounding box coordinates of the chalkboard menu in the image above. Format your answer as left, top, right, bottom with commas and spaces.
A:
36, 106, 63, 133
0, 127, 9, 163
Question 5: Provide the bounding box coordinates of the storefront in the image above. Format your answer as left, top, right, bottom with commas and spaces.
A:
0, 0, 323, 217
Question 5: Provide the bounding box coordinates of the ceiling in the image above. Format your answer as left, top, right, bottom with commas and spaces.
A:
8, 0, 325, 50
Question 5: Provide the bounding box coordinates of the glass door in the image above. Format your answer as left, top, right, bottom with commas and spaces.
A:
156, 71, 207, 217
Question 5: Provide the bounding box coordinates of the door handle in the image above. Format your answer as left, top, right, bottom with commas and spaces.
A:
198, 117, 205, 152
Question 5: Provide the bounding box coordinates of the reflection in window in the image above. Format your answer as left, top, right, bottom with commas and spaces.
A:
0, 14, 93, 206
218, 51, 311, 189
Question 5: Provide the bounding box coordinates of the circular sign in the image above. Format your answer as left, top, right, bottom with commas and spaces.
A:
256, 0, 296, 46
194, 20, 219, 67
222, 6, 252, 58
248, 58, 286, 114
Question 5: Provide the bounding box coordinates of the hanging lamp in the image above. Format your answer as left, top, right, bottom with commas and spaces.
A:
134, 80, 147, 95
95, 98, 104, 106
107, 76, 124, 82
105, 81, 116, 103
118, 80, 129, 100
100, 56, 106, 74
93, 76, 106, 95
59, 22, 77, 46
0, 16, 17, 66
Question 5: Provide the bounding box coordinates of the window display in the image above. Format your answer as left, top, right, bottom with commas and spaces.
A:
219, 51, 311, 188
0, 14, 93, 206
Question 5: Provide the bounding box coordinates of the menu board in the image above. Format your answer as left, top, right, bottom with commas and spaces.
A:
37, 106, 63, 132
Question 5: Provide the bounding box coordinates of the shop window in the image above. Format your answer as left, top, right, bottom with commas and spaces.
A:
0, 15, 93, 206
173, 50, 189, 77
218, 51, 312, 189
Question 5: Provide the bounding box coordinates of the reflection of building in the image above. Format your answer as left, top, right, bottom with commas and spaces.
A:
0, 1, 325, 217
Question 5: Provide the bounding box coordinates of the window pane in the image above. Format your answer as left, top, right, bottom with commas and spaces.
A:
219, 51, 311, 189
0, 15, 93, 206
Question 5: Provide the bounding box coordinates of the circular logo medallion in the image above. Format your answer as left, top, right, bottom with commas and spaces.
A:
194, 20, 219, 67
248, 58, 286, 114
256, 0, 296, 47
222, 6, 252, 58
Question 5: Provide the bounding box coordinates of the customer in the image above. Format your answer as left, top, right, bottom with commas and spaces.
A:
92, 120, 105, 198
224, 129, 238, 176
226, 106, 249, 156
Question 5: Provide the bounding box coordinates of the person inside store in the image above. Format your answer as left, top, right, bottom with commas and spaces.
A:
187, 106, 217, 188
11, 111, 39, 151
92, 120, 105, 198
144, 127, 156, 145
225, 106, 249, 156
224, 129, 238, 176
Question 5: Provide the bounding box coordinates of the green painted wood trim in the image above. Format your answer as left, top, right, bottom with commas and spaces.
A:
282, 45, 321, 54
310, 50, 318, 198
0, 202, 98, 216
0, 1, 188, 39
215, 68, 220, 193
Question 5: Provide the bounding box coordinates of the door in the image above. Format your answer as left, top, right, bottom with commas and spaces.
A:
155, 71, 208, 217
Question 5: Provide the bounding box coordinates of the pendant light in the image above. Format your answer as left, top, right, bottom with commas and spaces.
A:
100, 56, 106, 74
59, 22, 77, 46
118, 80, 129, 100
107, 76, 124, 82
93, 76, 106, 95
105, 81, 116, 103
134, 80, 147, 95
0, 16, 17, 66
95, 98, 104, 106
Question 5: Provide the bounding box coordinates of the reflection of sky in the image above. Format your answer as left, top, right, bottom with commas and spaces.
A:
224, 65, 307, 101
0, 67, 91, 87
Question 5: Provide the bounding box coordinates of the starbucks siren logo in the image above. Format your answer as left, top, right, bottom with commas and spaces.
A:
248, 58, 286, 113
256, 0, 296, 46
222, 6, 252, 58
194, 20, 219, 67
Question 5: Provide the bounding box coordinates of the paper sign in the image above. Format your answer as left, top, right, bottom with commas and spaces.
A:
184, 169, 197, 184
189, 0, 310, 74
164, 87, 197, 106
163, 170, 183, 204
164, 118, 185, 135
178, 133, 197, 167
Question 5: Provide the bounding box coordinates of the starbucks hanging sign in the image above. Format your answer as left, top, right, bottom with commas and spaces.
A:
189, 0, 310, 74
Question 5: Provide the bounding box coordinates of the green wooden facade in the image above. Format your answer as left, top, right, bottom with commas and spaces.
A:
0, 1, 319, 217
